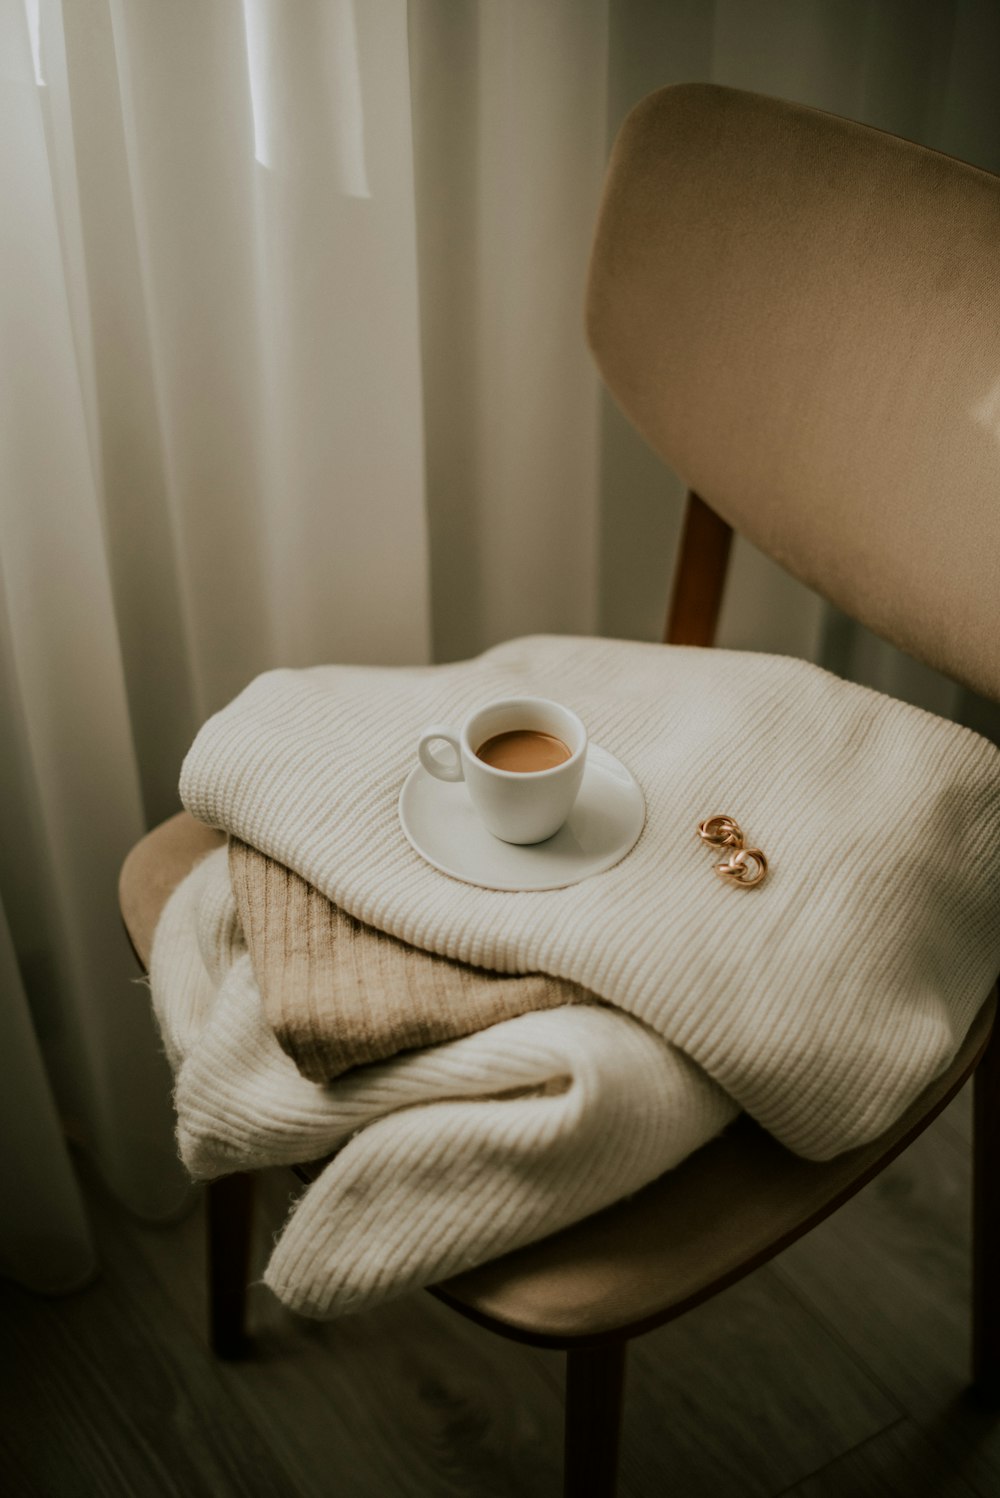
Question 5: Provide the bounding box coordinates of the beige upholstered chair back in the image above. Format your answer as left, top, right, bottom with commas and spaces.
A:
586, 83, 1000, 701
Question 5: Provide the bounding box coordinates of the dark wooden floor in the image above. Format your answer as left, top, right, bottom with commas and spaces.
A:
2, 1084, 998, 1498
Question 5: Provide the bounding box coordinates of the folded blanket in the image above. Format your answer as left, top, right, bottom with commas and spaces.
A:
151, 847, 737, 1316
180, 634, 1000, 1160
228, 838, 583, 1081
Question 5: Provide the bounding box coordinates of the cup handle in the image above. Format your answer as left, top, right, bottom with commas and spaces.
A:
418, 724, 464, 782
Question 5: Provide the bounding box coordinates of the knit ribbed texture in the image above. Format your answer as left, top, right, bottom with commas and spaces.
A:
180, 634, 1000, 1160
228, 838, 583, 1082
151, 846, 737, 1316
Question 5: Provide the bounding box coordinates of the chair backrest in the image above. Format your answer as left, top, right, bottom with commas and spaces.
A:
586, 83, 1000, 702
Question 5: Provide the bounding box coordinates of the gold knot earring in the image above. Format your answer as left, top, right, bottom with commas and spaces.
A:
697, 816, 768, 888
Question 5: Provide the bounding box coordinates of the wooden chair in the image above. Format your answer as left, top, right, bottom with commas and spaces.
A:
118, 84, 1000, 1498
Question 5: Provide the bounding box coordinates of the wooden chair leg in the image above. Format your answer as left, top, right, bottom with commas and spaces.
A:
207, 1172, 254, 1359
973, 1010, 1000, 1391
564, 1341, 627, 1498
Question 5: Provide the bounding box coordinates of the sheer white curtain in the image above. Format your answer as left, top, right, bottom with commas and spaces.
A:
1, 0, 430, 1289
3, 0, 998, 1292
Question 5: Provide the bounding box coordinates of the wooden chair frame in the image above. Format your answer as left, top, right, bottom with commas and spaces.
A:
119, 489, 1000, 1498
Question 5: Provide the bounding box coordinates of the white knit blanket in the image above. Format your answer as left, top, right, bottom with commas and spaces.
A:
155, 635, 1000, 1316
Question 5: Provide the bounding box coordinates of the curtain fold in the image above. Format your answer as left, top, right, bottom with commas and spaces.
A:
0, 896, 96, 1294
1, 0, 186, 1256
2, 0, 431, 1290
2, 0, 997, 1294
410, 0, 609, 662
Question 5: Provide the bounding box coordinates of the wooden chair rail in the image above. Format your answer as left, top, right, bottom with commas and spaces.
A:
664, 491, 733, 648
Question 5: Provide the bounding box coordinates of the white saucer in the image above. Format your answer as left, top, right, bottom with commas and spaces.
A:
397, 743, 645, 892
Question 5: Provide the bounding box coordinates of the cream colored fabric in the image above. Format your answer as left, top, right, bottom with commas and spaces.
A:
151, 847, 736, 1316
228, 838, 582, 1081
587, 83, 1000, 700
180, 634, 1000, 1162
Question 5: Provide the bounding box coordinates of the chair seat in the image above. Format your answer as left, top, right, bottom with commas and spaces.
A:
120, 810, 995, 1348
119, 810, 226, 967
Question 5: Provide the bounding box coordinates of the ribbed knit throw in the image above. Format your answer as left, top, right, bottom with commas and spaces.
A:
228, 838, 582, 1081
154, 634, 1000, 1315
179, 634, 1000, 1156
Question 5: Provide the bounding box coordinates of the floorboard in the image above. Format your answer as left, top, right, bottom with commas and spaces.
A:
779, 1419, 981, 1498
619, 1267, 896, 1498
773, 1087, 1000, 1498
2, 1086, 997, 1497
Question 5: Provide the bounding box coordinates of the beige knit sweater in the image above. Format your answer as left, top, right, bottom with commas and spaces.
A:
228, 837, 582, 1081
155, 634, 1000, 1314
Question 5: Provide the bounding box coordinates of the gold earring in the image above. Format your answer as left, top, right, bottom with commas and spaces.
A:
697, 815, 743, 849
697, 815, 768, 888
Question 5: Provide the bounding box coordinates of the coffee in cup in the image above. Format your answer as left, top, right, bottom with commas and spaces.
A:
417, 697, 587, 844
475, 730, 572, 773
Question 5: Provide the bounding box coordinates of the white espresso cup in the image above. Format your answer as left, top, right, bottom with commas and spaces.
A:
417, 696, 588, 845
